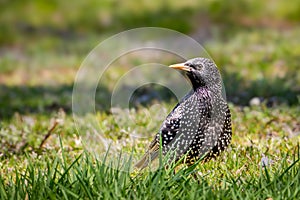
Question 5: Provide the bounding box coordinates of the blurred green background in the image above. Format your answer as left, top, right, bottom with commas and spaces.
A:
0, 0, 299, 121
0, 1, 300, 198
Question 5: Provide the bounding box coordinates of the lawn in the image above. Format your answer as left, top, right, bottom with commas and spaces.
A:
0, 1, 300, 199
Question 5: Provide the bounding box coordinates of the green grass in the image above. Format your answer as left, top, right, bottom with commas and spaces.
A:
1, 1, 300, 199
1, 104, 299, 199
0, 138, 299, 199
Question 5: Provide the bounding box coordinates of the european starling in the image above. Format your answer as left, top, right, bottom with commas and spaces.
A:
135, 57, 232, 169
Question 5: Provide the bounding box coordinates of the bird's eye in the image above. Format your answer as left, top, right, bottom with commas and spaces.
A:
198, 64, 203, 69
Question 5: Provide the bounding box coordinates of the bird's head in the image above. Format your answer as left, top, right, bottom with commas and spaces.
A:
169, 57, 223, 93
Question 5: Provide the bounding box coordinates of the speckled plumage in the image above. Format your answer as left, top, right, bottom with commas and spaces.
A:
135, 58, 232, 169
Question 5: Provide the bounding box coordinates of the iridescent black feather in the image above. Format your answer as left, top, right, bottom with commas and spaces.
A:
135, 58, 232, 169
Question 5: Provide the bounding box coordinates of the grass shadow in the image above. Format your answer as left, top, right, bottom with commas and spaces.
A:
0, 69, 298, 121
222, 70, 299, 106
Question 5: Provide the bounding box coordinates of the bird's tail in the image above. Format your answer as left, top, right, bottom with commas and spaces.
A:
135, 141, 159, 169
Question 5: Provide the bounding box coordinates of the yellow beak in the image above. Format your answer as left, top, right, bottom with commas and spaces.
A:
169, 63, 191, 71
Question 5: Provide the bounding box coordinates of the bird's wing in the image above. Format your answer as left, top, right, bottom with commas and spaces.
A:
159, 93, 211, 161
134, 102, 182, 169
135, 92, 211, 169
158, 90, 197, 147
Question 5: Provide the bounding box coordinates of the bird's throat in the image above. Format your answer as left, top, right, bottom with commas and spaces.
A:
187, 73, 206, 91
